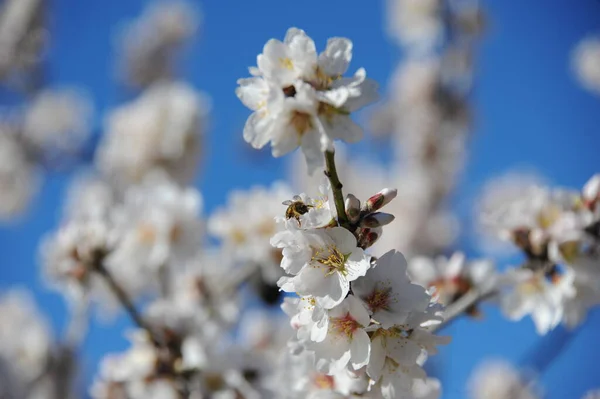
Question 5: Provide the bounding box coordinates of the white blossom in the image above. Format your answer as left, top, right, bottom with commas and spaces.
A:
0, 131, 39, 219
0, 290, 51, 384
208, 182, 293, 283
237, 27, 377, 174
386, 0, 443, 49
408, 252, 496, 306
274, 226, 370, 309
40, 217, 112, 304
90, 331, 179, 399
282, 180, 335, 229
305, 295, 371, 375
107, 173, 203, 277
583, 390, 600, 399
22, 88, 93, 153
573, 36, 600, 95
352, 250, 430, 328
468, 360, 539, 399
96, 81, 207, 185
367, 306, 449, 399
500, 268, 576, 335
117, 0, 200, 87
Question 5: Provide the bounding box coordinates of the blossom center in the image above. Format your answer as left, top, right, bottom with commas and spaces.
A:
279, 57, 294, 70
537, 205, 561, 229
290, 111, 313, 135
365, 286, 392, 312
137, 223, 157, 244
518, 276, 544, 295
313, 374, 335, 389
317, 102, 349, 124
330, 312, 360, 337
313, 245, 350, 276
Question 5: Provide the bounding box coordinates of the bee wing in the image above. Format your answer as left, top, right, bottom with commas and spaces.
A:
292, 195, 302, 201
282, 200, 293, 206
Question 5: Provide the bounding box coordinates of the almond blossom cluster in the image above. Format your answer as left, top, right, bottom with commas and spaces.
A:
235, 28, 452, 399
236, 27, 378, 174
3, 2, 600, 399
274, 208, 450, 399
481, 174, 600, 334
0, 88, 93, 219
0, 0, 96, 220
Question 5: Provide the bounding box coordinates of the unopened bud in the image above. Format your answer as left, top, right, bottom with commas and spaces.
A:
360, 212, 395, 228
363, 188, 398, 214
358, 228, 381, 249
345, 194, 361, 223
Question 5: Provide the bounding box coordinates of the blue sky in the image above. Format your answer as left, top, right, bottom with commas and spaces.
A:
0, 0, 599, 397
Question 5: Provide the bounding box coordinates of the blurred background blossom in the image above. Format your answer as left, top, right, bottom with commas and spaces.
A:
0, 0, 599, 398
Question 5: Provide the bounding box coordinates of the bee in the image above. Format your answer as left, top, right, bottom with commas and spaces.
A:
283, 195, 313, 223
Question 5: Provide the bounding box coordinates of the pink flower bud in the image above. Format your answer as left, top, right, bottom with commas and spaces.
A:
363, 188, 397, 213
360, 212, 395, 228
345, 194, 361, 223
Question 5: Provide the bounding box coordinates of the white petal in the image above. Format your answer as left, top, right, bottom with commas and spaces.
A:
243, 112, 273, 149
350, 329, 370, 370
366, 335, 385, 381
319, 37, 353, 76
347, 295, 371, 326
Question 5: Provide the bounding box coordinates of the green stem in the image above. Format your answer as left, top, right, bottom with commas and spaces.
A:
324, 150, 350, 229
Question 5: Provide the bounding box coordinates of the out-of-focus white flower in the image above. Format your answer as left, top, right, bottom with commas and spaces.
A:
96, 81, 207, 185
306, 295, 371, 375
573, 37, 600, 95
0, 290, 51, 384
208, 182, 293, 283
412, 377, 442, 399
483, 185, 570, 241
118, 0, 200, 87
474, 171, 548, 256
368, 305, 449, 399
583, 390, 600, 399
146, 249, 240, 341
107, 173, 203, 276
468, 360, 539, 399
237, 27, 378, 174
0, 0, 46, 82
386, 0, 443, 50
500, 268, 576, 335
40, 218, 112, 304
22, 88, 93, 153
63, 175, 115, 221
583, 173, 600, 211
408, 252, 497, 306
0, 131, 39, 219
274, 226, 370, 309
352, 250, 430, 328
90, 330, 181, 399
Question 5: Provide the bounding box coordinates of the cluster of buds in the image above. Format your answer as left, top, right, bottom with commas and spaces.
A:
345, 188, 398, 249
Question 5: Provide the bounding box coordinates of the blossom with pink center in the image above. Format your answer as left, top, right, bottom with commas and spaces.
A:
306, 295, 371, 375
274, 226, 370, 309
352, 250, 430, 328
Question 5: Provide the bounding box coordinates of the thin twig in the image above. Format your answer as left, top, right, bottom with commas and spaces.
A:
223, 262, 260, 293
324, 150, 350, 229
429, 289, 497, 333
93, 257, 163, 347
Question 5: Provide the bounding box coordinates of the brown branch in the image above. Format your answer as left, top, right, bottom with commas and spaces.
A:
324, 150, 350, 229
93, 255, 163, 347
428, 289, 497, 333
